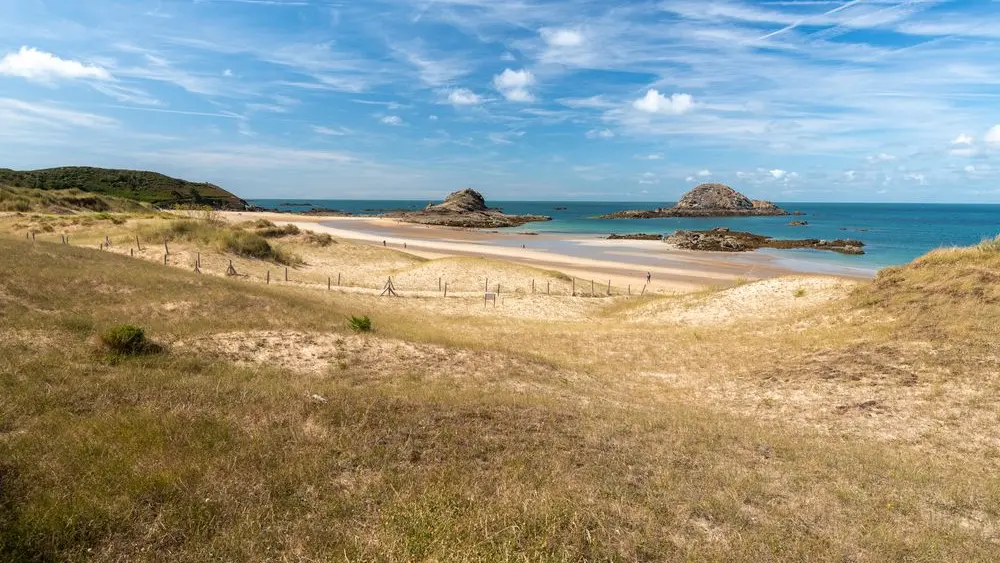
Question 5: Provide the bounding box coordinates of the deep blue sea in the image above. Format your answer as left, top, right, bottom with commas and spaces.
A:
251, 199, 1000, 274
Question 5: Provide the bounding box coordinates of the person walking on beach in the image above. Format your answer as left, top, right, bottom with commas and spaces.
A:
646, 271, 651, 284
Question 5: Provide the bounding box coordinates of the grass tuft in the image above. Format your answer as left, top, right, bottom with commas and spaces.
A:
100, 324, 160, 356
347, 315, 373, 333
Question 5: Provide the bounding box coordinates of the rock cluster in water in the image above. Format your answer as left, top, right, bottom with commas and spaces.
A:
598, 183, 792, 218
385, 189, 551, 228
665, 228, 865, 255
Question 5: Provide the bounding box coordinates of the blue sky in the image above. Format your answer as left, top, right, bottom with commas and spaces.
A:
2, 0, 1000, 202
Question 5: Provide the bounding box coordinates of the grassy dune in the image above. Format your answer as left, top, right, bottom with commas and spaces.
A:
1, 218, 999, 561
0, 185, 149, 214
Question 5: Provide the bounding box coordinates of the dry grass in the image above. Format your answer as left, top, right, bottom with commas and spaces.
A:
0, 185, 149, 214
1, 221, 1000, 561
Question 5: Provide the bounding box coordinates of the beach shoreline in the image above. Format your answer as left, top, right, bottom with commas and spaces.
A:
221, 211, 868, 292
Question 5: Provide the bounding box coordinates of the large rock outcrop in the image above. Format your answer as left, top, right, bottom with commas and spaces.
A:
665, 228, 865, 255
385, 189, 550, 228
598, 183, 791, 218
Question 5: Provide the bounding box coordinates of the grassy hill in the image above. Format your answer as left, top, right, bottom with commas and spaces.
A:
0, 185, 150, 214
0, 167, 251, 210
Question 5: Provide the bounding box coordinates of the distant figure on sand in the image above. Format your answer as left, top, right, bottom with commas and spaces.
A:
646, 272, 651, 284
383, 240, 386, 247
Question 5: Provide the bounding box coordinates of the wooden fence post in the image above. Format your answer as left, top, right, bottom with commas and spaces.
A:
497, 283, 500, 295
266, 270, 270, 284
608, 280, 612, 295
338, 273, 341, 286
130, 248, 134, 257
591, 280, 595, 296
572, 278, 575, 296
328, 276, 331, 290
641, 284, 647, 296
31, 232, 35, 242
438, 277, 441, 291
628, 284, 631, 296
532, 279, 535, 294
285, 267, 288, 282
444, 282, 448, 298
164, 254, 168, 266
136, 235, 141, 251
547, 281, 550, 295
163, 237, 169, 255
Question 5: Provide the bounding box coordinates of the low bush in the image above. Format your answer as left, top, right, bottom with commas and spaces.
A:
142, 219, 301, 266
347, 315, 373, 333
305, 232, 335, 246
100, 324, 160, 356
256, 224, 300, 238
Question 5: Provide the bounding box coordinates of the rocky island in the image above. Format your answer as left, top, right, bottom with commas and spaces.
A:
598, 183, 791, 218
666, 228, 865, 255
384, 189, 551, 228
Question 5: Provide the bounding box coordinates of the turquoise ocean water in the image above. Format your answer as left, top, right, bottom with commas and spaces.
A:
250, 199, 1000, 275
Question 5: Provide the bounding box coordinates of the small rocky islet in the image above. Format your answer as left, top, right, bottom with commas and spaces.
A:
383, 189, 551, 228
598, 183, 795, 219
665, 228, 865, 255
600, 184, 864, 255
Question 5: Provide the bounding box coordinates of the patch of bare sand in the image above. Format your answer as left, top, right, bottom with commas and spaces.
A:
388, 256, 573, 294
173, 330, 585, 394
624, 276, 857, 326
390, 294, 606, 321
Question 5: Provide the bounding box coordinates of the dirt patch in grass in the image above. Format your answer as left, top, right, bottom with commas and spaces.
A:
173, 330, 584, 394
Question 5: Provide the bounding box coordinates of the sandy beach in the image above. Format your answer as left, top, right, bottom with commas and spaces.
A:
220, 211, 850, 294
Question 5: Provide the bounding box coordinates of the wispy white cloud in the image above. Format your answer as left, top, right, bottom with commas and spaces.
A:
0, 98, 118, 129
380, 115, 403, 126
632, 90, 694, 115
986, 125, 1000, 145
312, 125, 351, 136
493, 68, 536, 103
446, 88, 483, 105
541, 28, 584, 47
585, 128, 614, 139
0, 46, 111, 82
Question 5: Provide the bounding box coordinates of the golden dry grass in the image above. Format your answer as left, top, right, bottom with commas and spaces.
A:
1, 216, 1000, 561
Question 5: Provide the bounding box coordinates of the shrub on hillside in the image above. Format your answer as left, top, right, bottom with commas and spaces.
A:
101, 325, 160, 356
305, 232, 335, 246
256, 224, 300, 238
347, 315, 373, 333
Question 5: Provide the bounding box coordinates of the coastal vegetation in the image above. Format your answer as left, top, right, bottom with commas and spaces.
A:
0, 209, 998, 561
0, 167, 251, 210
0, 185, 149, 214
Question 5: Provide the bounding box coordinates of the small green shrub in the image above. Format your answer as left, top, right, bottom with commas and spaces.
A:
245, 219, 276, 229
347, 315, 373, 333
305, 232, 335, 246
256, 224, 300, 238
224, 230, 273, 259
100, 324, 159, 355
793, 288, 806, 298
